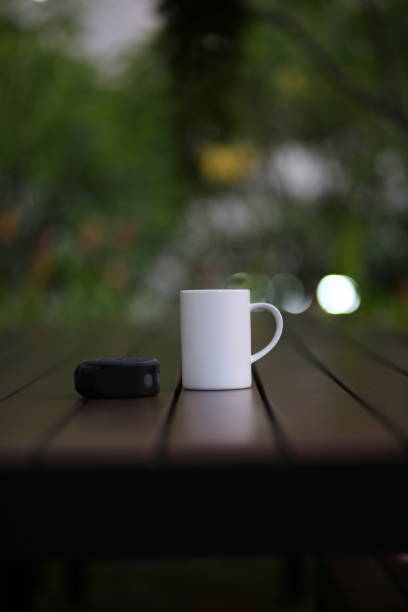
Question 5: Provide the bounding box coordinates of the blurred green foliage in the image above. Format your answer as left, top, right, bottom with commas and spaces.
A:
0, 3, 186, 323
0, 0, 407, 326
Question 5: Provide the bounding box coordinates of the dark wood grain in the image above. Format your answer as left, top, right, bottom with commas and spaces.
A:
166, 386, 280, 464
0, 327, 28, 362
351, 331, 408, 377
41, 394, 174, 466
0, 328, 133, 465
254, 338, 403, 460
290, 318, 408, 442
41, 323, 180, 466
0, 327, 75, 400
2, 316, 408, 560
334, 318, 408, 376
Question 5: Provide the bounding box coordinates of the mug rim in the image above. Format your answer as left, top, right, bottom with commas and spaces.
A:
180, 289, 249, 294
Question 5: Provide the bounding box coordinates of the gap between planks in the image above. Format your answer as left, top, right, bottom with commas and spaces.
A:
286, 313, 408, 454
306, 314, 408, 378
288, 330, 408, 452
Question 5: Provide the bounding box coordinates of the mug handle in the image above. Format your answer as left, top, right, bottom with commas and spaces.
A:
250, 303, 283, 364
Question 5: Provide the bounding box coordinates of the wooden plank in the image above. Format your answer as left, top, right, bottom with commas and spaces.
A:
166, 386, 280, 464
321, 557, 408, 612
0, 357, 83, 466
0, 327, 75, 400
41, 323, 180, 467
0, 328, 133, 466
254, 336, 403, 460
355, 331, 408, 377
0, 327, 27, 361
290, 318, 408, 442
40, 393, 175, 466
330, 318, 408, 377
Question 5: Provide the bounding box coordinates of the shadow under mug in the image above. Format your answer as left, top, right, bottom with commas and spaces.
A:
180, 289, 283, 390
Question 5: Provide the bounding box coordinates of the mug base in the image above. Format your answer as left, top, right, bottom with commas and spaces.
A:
182, 383, 252, 391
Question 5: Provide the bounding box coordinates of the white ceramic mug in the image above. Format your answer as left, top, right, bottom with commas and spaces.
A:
180, 289, 283, 390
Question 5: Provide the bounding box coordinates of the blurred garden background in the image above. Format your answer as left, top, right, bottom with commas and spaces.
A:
1, 0, 407, 327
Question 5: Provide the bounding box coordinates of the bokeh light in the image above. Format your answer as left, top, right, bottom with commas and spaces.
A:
226, 272, 312, 313
268, 273, 312, 314
316, 275, 361, 314
198, 143, 258, 184
225, 273, 269, 302
1, 1, 407, 326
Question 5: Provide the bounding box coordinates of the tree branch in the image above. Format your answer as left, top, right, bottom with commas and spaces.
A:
357, 0, 403, 103
252, 5, 408, 134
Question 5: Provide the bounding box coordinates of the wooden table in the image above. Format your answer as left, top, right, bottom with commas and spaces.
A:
1, 313, 407, 564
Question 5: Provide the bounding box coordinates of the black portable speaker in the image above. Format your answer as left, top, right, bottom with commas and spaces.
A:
74, 357, 160, 398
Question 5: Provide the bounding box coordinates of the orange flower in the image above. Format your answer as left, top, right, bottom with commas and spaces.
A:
0, 208, 20, 244
30, 248, 53, 283
398, 280, 408, 304
79, 218, 105, 252
111, 222, 137, 249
